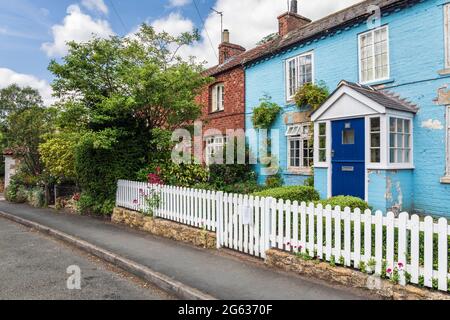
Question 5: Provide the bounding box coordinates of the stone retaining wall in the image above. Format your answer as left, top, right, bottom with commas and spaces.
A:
265, 249, 450, 300
112, 207, 216, 249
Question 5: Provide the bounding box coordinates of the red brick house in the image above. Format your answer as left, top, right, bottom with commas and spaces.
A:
195, 30, 247, 163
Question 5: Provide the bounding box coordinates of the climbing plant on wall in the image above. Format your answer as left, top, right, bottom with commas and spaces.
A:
252, 95, 282, 184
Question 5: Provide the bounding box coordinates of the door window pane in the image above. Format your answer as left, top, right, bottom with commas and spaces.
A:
342, 129, 355, 145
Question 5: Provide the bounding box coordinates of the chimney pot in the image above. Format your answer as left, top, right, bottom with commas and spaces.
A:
222, 29, 230, 43
290, 0, 298, 14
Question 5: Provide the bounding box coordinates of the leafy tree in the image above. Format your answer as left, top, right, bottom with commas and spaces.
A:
5, 106, 56, 176
48, 24, 212, 214
39, 132, 79, 181
0, 84, 43, 123
294, 82, 329, 111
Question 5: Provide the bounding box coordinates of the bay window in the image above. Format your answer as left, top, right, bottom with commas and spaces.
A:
286, 52, 314, 100
389, 117, 411, 164
359, 25, 389, 83
211, 83, 224, 112
286, 123, 313, 170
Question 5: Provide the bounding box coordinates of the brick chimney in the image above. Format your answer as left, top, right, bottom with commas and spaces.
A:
219, 29, 246, 64
278, 0, 311, 37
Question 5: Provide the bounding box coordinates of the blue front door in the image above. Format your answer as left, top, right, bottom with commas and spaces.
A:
331, 118, 365, 199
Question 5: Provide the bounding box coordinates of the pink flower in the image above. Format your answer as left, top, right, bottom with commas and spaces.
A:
133, 199, 138, 204
398, 262, 404, 269
286, 242, 291, 246
386, 268, 392, 274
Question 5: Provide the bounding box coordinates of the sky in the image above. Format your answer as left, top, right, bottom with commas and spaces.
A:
0, 0, 363, 105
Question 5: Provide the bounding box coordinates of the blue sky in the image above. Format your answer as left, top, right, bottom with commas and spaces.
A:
0, 0, 361, 104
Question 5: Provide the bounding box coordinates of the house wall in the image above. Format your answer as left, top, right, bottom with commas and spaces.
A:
245, 0, 450, 216
196, 67, 245, 136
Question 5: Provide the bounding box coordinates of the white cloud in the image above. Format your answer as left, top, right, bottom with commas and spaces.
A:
81, 0, 109, 14
152, 12, 194, 36
168, 0, 191, 7
0, 68, 55, 106
41, 4, 114, 57
161, 0, 363, 66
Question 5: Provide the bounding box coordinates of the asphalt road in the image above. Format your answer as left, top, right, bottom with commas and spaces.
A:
0, 217, 175, 300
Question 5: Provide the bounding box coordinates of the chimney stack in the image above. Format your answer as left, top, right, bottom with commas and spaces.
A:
218, 29, 246, 64
278, 0, 311, 37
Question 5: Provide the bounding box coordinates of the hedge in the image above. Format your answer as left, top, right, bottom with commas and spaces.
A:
316, 196, 371, 211
253, 186, 320, 203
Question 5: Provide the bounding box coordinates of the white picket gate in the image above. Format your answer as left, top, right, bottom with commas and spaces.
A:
116, 180, 450, 292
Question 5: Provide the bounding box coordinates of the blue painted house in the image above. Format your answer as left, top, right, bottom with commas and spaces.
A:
243, 0, 450, 216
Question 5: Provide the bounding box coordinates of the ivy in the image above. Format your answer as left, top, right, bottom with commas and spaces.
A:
251, 95, 281, 129
294, 82, 330, 111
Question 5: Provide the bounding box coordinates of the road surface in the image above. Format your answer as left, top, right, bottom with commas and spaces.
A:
0, 217, 175, 300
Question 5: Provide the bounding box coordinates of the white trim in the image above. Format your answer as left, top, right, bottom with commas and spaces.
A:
211, 83, 225, 112
286, 123, 313, 171
358, 25, 390, 85
445, 4, 450, 69
446, 106, 450, 176
311, 85, 386, 122
285, 51, 315, 102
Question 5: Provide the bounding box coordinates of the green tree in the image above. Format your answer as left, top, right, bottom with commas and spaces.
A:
5, 106, 56, 176
48, 24, 212, 214
0, 84, 43, 123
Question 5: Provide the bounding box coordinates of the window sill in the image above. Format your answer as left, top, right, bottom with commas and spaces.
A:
360, 78, 395, 87
440, 176, 450, 184
367, 164, 415, 170
438, 68, 450, 76
209, 110, 225, 115
286, 168, 313, 176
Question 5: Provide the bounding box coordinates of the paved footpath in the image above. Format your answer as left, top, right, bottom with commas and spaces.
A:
0, 201, 376, 300
0, 217, 174, 300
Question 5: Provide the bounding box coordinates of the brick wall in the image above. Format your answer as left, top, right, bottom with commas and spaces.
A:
196, 66, 245, 136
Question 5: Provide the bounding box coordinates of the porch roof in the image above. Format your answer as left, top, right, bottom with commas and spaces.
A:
311, 80, 418, 122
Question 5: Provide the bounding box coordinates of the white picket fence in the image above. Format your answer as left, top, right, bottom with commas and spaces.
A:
116, 180, 450, 292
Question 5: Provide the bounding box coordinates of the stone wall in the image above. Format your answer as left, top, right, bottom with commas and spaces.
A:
112, 207, 216, 249
265, 249, 450, 300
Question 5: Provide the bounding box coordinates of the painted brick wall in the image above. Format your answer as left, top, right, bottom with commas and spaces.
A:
245, 0, 450, 216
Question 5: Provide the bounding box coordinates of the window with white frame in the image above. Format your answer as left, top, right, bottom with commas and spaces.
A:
389, 117, 411, 164
446, 106, 450, 176
370, 117, 381, 163
286, 52, 313, 100
205, 135, 227, 164
318, 123, 327, 162
211, 83, 224, 112
445, 4, 450, 68
359, 26, 389, 83
286, 123, 313, 169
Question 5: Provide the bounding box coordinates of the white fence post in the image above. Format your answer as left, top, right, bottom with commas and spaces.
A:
216, 191, 223, 249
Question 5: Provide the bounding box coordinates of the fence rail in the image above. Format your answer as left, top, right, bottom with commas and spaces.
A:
116, 180, 450, 292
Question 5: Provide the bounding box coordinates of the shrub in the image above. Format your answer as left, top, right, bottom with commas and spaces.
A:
253, 186, 320, 203
316, 196, 370, 211
5, 182, 28, 203
75, 135, 145, 215
137, 162, 208, 187
265, 174, 283, 188
27, 187, 46, 208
